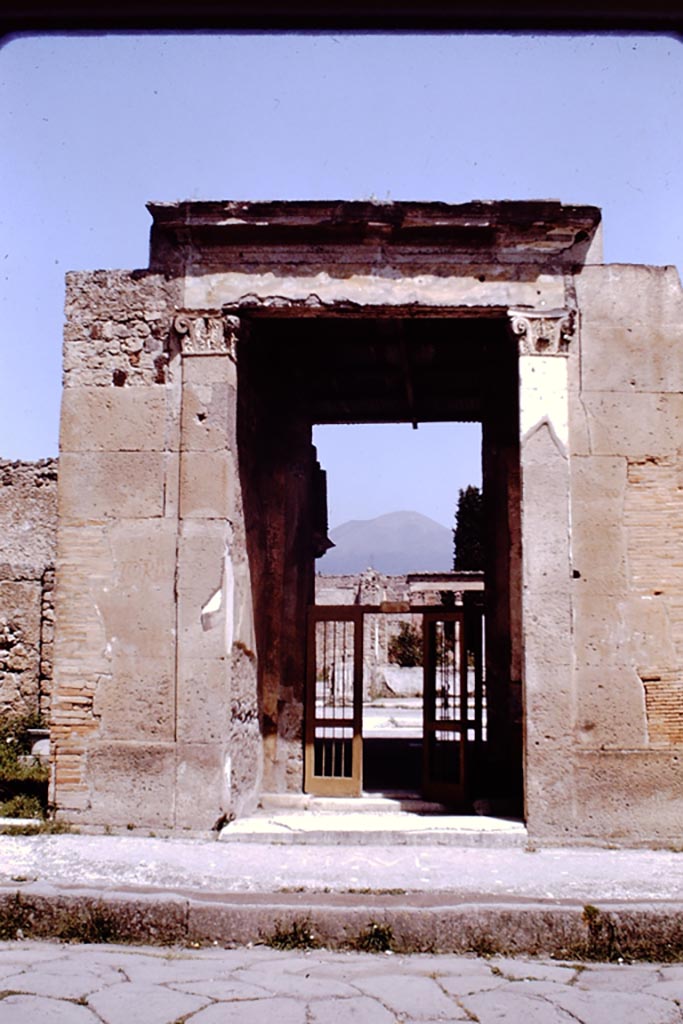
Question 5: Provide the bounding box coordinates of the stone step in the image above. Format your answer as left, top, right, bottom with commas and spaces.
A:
258, 792, 455, 815
219, 809, 527, 846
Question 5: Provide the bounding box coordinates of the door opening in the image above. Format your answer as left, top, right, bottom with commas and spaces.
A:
311, 418, 483, 805
237, 313, 522, 814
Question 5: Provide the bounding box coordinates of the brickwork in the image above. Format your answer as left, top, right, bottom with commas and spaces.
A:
625, 455, 683, 745
39, 567, 55, 717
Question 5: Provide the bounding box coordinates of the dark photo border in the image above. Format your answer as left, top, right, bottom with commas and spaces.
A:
1, 1, 682, 35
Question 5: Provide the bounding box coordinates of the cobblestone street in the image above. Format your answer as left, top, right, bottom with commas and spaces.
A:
0, 941, 681, 1023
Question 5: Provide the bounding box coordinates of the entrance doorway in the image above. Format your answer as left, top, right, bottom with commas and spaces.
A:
237, 312, 522, 814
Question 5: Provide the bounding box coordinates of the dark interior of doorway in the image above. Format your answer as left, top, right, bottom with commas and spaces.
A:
237, 313, 523, 813
314, 419, 482, 799
363, 736, 421, 793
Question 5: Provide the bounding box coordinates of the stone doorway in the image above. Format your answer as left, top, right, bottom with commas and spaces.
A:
237, 312, 523, 814
58, 200, 651, 840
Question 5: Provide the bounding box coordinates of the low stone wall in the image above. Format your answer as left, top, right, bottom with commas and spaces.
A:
0, 460, 58, 718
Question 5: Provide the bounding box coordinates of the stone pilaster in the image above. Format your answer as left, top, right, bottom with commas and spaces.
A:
174, 312, 260, 828
508, 307, 576, 834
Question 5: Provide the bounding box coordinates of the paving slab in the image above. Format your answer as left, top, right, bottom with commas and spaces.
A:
0, 944, 681, 1023
307, 995, 399, 1023
457, 987, 580, 1023
0, 963, 121, 1000
190, 995, 308, 1023
0, 994, 100, 1023
87, 980, 210, 1024
546, 987, 681, 1024
352, 972, 461, 1018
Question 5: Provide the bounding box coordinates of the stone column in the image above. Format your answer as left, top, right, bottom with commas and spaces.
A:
508, 308, 576, 836
174, 312, 260, 828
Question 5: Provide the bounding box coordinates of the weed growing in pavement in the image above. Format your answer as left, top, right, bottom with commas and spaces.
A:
345, 887, 407, 896
465, 933, 503, 958
0, 819, 73, 836
353, 922, 394, 953
55, 905, 119, 945
0, 891, 118, 944
266, 918, 320, 951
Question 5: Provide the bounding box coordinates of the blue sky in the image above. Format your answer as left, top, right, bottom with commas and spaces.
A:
2, 32, 681, 526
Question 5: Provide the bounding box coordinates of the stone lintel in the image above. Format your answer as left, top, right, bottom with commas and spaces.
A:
148, 199, 602, 273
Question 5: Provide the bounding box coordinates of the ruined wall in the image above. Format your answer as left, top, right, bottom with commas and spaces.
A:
561, 264, 683, 844
0, 459, 57, 718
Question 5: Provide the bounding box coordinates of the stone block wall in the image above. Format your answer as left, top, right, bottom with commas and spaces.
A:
562, 264, 683, 844
53, 272, 260, 830
0, 459, 58, 718
53, 271, 186, 825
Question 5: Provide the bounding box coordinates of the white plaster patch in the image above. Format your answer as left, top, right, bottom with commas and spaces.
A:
200, 587, 222, 631
223, 541, 235, 651
183, 271, 566, 311
199, 541, 235, 653
519, 354, 569, 448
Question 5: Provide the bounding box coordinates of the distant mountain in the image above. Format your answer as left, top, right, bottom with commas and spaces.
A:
317, 510, 453, 575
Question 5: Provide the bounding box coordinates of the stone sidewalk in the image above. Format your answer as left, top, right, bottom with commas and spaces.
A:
0, 941, 682, 1023
1, 831, 683, 958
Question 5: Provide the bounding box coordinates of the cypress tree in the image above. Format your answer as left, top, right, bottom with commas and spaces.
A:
453, 485, 483, 570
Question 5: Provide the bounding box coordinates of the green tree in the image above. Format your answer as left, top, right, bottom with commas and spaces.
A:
453, 485, 484, 570
387, 622, 423, 667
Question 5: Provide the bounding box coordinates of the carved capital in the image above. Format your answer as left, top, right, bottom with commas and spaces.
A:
507, 307, 575, 355
173, 313, 240, 357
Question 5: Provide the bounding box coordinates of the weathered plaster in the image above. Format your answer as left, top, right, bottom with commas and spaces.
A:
183, 269, 567, 313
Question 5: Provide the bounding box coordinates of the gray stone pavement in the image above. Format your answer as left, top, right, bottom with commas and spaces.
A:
2, 832, 683, 901
0, 940, 682, 1023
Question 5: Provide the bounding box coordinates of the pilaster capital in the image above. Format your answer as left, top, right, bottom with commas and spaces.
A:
173, 312, 240, 357
507, 307, 575, 356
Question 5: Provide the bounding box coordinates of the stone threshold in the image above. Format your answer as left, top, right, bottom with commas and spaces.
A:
220, 793, 527, 846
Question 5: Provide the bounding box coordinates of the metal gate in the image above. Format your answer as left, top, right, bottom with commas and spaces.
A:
422, 608, 485, 803
304, 602, 485, 803
304, 606, 363, 796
